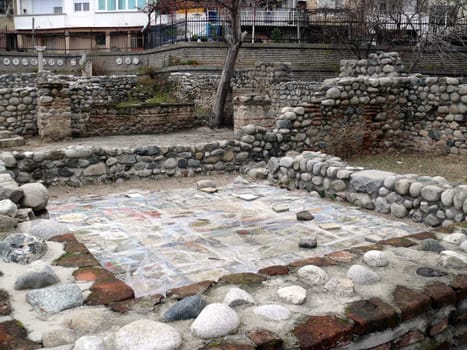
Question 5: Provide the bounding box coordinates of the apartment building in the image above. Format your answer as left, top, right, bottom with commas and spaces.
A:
13, 0, 149, 52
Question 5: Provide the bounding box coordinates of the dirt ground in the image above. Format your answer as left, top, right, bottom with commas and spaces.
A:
11, 128, 235, 153
47, 174, 242, 200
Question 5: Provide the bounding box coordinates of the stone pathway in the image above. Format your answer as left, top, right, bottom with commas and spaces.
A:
48, 180, 421, 297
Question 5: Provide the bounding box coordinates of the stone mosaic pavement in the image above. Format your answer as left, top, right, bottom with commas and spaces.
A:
48, 182, 423, 297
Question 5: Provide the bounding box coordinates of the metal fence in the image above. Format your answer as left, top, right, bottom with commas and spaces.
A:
144, 9, 467, 49
0, 8, 465, 51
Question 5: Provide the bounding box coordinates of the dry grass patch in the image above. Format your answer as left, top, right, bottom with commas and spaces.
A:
348, 154, 467, 185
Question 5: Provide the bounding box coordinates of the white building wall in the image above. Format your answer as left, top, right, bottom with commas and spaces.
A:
15, 0, 147, 29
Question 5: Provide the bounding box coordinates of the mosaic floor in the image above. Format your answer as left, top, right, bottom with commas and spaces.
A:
48, 183, 422, 297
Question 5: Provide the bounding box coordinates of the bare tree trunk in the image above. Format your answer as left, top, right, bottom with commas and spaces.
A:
212, 42, 241, 128
210, 0, 245, 128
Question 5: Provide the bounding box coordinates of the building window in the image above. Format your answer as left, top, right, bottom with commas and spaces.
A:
95, 33, 106, 46
98, 0, 146, 11
74, 1, 90, 11
0, 0, 6, 15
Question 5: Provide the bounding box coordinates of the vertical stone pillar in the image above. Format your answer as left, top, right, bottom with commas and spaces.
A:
105, 31, 111, 50
35, 46, 46, 72
233, 94, 273, 131
127, 31, 132, 50
64, 31, 70, 54
36, 75, 72, 141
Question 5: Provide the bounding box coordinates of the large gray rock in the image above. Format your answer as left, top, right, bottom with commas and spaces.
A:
64, 146, 93, 159
2, 233, 47, 264
26, 283, 83, 317
0, 214, 17, 232
440, 250, 467, 268
62, 308, 116, 337
253, 304, 291, 321
297, 265, 329, 285
20, 183, 49, 211
115, 320, 182, 350
363, 250, 389, 267
15, 260, 60, 290
346, 264, 381, 285
83, 163, 106, 177
350, 170, 395, 194
163, 295, 206, 322
29, 220, 71, 240
190, 303, 240, 339
0, 199, 17, 217
41, 328, 76, 348
73, 335, 105, 350
0, 183, 24, 204
421, 185, 443, 202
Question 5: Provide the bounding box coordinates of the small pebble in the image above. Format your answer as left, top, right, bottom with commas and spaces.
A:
416, 267, 448, 277
296, 210, 314, 221
420, 239, 445, 253
298, 237, 317, 249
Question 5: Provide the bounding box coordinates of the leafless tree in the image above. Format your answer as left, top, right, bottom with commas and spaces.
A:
140, 0, 173, 30
330, 0, 467, 69
211, 0, 247, 128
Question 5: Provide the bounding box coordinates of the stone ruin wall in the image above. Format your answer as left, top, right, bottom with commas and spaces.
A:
235, 52, 466, 156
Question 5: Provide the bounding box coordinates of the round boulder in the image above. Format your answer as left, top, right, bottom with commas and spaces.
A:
190, 303, 239, 339
115, 320, 182, 350
20, 183, 48, 211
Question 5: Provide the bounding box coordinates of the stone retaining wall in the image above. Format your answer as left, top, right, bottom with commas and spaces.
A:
0, 140, 256, 186
0, 86, 37, 136
1, 43, 466, 77
233, 56, 466, 156
265, 150, 466, 227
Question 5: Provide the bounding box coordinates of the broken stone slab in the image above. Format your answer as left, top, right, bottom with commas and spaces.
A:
196, 180, 217, 190
272, 203, 289, 213
318, 223, 341, 230
26, 283, 83, 318
199, 187, 218, 194
234, 193, 260, 201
